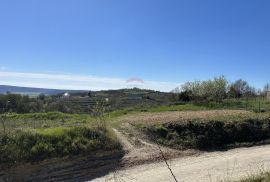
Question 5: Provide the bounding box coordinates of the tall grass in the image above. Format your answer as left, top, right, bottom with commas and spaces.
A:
106, 99, 270, 118
0, 112, 122, 165
196, 98, 270, 112
147, 103, 208, 112
239, 172, 270, 182
140, 114, 270, 150
0, 112, 95, 133
0, 126, 122, 164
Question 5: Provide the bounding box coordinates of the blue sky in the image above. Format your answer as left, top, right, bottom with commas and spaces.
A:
0, 0, 270, 91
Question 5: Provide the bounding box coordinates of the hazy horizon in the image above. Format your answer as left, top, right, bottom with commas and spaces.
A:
1, 0, 270, 90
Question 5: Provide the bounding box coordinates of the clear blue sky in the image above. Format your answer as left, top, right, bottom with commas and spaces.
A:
0, 0, 270, 90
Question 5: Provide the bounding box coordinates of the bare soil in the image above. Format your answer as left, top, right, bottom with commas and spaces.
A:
2, 122, 270, 182
0, 124, 195, 182
115, 123, 198, 167
0, 151, 124, 182
93, 139, 270, 182
2, 111, 268, 182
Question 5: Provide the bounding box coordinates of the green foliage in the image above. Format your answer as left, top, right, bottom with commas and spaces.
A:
181, 76, 228, 102
0, 85, 268, 116
178, 76, 263, 103
178, 91, 193, 102
0, 93, 43, 113
45, 101, 75, 113
0, 126, 122, 164
0, 112, 95, 133
143, 116, 270, 150
0, 111, 122, 165
155, 125, 169, 138
147, 103, 207, 112
228, 79, 256, 98
0, 89, 178, 114
239, 173, 270, 182
196, 98, 270, 112
0, 93, 80, 114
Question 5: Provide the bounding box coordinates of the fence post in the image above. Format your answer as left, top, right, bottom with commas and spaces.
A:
246, 97, 248, 111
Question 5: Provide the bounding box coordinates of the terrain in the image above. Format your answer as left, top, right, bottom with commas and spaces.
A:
0, 85, 86, 96
1, 86, 270, 182
93, 143, 270, 182
2, 109, 270, 182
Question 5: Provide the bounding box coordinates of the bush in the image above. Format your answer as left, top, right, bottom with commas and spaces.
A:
145, 118, 270, 150
0, 126, 122, 164
239, 172, 270, 182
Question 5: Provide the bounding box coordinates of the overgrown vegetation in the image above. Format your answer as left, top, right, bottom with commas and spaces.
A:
0, 126, 121, 164
176, 76, 269, 103
0, 93, 78, 114
1, 76, 270, 167
0, 112, 94, 132
0, 89, 174, 114
239, 173, 270, 182
138, 112, 270, 150
195, 98, 270, 112
0, 112, 122, 165
1, 78, 270, 115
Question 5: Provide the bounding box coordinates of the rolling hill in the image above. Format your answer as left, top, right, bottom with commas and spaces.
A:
0, 85, 87, 96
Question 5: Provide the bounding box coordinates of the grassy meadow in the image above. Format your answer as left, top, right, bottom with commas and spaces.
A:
108, 98, 270, 118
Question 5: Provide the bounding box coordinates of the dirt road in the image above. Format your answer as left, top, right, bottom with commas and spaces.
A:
93, 128, 270, 182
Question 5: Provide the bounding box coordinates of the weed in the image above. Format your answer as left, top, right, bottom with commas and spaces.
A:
139, 112, 270, 150
0, 126, 122, 164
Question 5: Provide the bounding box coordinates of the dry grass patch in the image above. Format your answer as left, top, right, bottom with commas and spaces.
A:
121, 110, 253, 125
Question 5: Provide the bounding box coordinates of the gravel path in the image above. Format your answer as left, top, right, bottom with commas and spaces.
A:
93, 141, 270, 182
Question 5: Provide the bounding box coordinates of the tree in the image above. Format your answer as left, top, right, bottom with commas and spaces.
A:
228, 79, 256, 98
88, 91, 92, 97
38, 93, 46, 100
178, 91, 193, 102
210, 76, 228, 102
180, 76, 228, 102
181, 80, 203, 101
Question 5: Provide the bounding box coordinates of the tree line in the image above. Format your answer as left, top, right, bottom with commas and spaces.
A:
0, 77, 269, 114
0, 93, 76, 114
176, 76, 269, 102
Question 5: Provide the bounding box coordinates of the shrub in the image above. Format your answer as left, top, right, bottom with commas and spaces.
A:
0, 126, 122, 164
145, 118, 270, 150
239, 172, 270, 182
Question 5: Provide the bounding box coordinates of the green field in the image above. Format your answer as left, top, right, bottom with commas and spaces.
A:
106, 98, 270, 118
